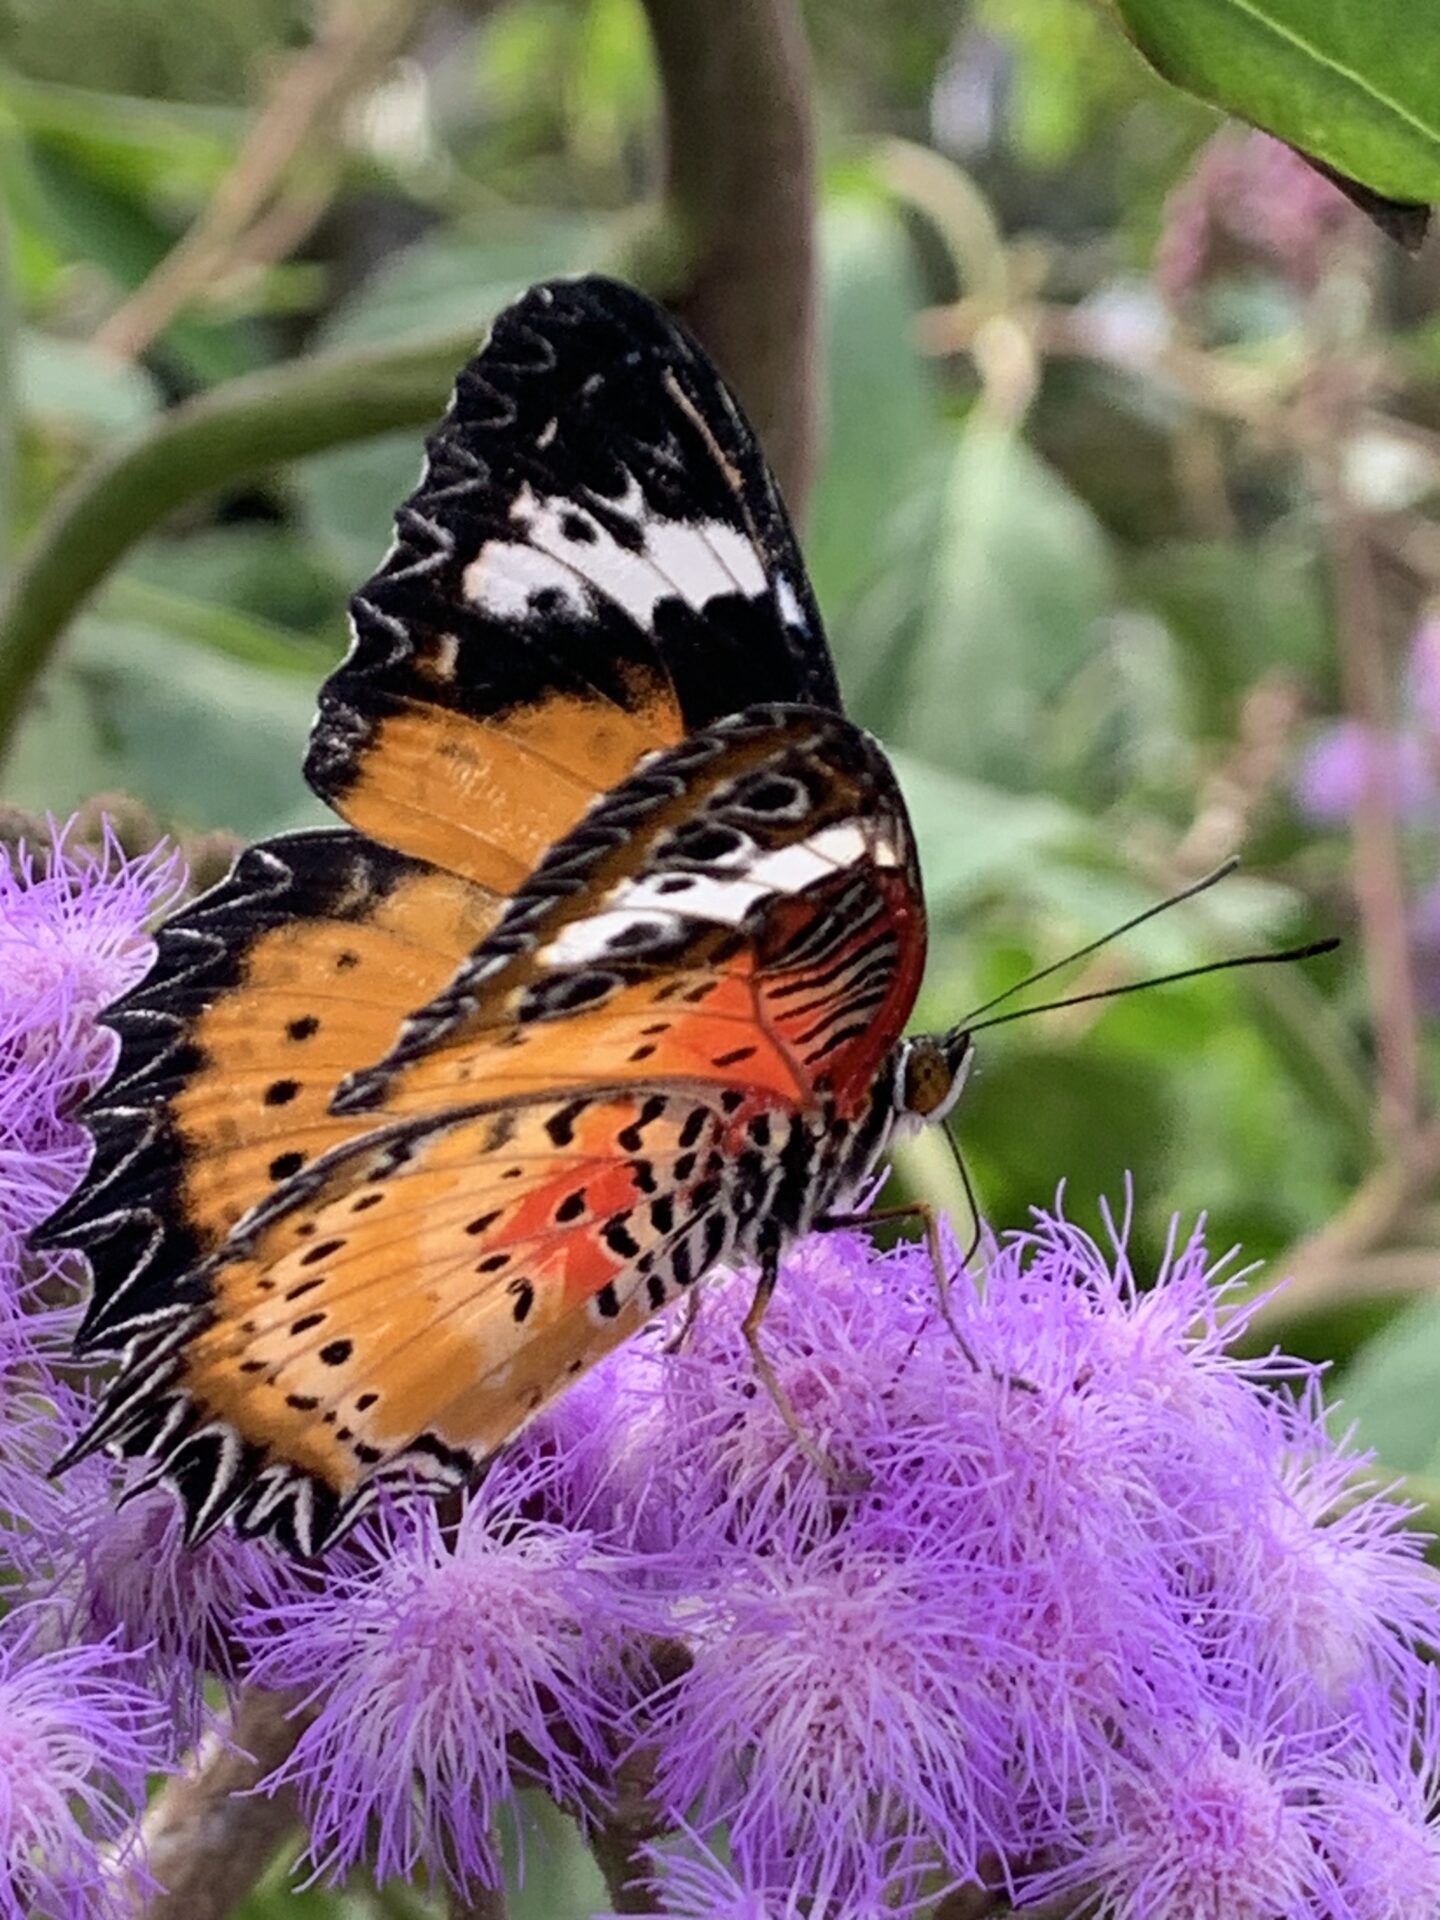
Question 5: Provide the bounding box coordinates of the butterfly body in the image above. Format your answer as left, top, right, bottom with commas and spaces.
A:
42, 277, 967, 1556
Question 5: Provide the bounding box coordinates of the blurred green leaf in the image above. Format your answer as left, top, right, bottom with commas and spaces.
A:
121, 525, 343, 635
0, 72, 242, 197
962, 1042, 1178, 1240
806, 192, 940, 624
1127, 534, 1331, 729
892, 748, 1094, 917
19, 329, 160, 437
847, 422, 1114, 785
100, 576, 337, 677
1339, 1295, 1440, 1475
1111, 0, 1440, 204
4, 612, 322, 836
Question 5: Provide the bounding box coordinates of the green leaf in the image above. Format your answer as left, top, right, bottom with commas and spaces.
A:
845, 424, 1113, 786
890, 749, 1095, 918
1338, 1295, 1440, 1476
1111, 0, 1440, 204
4, 613, 323, 838
805, 193, 940, 625
19, 330, 160, 439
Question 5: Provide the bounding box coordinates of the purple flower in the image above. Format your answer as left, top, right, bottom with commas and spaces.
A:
520, 1210, 1440, 1913
600, 1825, 931, 1919
21, 1454, 293, 1733
0, 822, 182, 1307
1295, 722, 1440, 828
235, 1463, 657, 1892
0, 1610, 171, 1920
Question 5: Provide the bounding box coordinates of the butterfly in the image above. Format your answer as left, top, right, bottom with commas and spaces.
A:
40, 275, 974, 1557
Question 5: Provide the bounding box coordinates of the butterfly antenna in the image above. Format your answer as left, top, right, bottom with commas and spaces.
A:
959, 857, 1242, 1027
966, 936, 1340, 1035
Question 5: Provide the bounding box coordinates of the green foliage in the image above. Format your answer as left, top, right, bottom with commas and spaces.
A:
1114, 0, 1440, 202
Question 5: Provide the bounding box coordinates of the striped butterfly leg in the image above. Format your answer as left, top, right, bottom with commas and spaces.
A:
742, 1233, 870, 1490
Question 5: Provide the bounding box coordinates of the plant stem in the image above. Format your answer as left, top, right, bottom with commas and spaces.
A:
93, 0, 429, 360
1312, 431, 1424, 1148
590, 1820, 664, 1915
0, 328, 471, 768
129, 1684, 312, 1920
1235, 1117, 1440, 1342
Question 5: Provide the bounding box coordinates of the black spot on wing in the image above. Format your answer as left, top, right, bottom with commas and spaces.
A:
35, 829, 425, 1354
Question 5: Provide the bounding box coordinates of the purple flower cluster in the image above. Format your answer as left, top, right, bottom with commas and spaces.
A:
0, 824, 184, 1913
3, 817, 1438, 1919
235, 1212, 1440, 1916
1297, 618, 1440, 1013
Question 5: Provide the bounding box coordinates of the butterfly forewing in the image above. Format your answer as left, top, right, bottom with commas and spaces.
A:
311, 276, 839, 886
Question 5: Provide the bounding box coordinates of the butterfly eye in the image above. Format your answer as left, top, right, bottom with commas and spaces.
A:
900, 1036, 967, 1121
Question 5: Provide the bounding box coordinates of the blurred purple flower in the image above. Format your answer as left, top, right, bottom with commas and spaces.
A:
0, 1611, 171, 1920
236, 1466, 654, 1892
1157, 128, 1368, 305
1295, 720, 1440, 828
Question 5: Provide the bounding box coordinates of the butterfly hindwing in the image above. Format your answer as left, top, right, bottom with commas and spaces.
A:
41, 830, 504, 1351
128, 1087, 754, 1551
308, 276, 840, 884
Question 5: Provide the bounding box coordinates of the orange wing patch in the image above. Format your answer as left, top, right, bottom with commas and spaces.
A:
316, 684, 682, 888
44, 831, 504, 1352
155, 1088, 740, 1548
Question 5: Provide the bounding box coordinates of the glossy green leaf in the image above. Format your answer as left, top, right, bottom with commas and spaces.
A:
1112, 0, 1440, 203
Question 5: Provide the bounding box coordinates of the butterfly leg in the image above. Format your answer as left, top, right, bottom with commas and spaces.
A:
743, 1242, 864, 1487
664, 1282, 705, 1356
817, 1199, 981, 1370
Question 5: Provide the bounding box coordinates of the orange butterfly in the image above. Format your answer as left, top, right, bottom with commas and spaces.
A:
42, 278, 971, 1556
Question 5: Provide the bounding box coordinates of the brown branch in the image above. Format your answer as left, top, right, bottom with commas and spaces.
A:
131, 1684, 313, 1920
93, 0, 427, 361
636, 0, 818, 517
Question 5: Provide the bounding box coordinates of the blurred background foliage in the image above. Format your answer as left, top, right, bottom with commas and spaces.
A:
2, 4, 1440, 1905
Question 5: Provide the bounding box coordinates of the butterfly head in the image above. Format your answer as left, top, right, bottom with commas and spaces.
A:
893, 1029, 973, 1139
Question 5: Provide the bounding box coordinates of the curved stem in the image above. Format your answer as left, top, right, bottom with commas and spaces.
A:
0, 328, 472, 769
